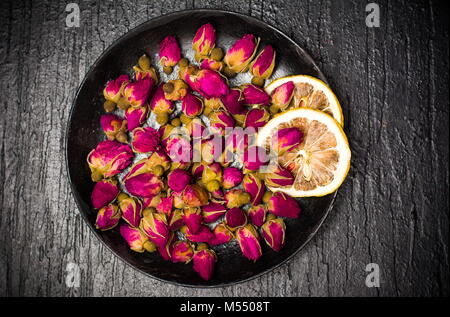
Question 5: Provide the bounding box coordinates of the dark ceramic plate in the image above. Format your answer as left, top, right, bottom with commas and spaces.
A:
66, 9, 337, 287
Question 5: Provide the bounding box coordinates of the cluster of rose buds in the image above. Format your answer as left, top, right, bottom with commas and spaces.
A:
88, 23, 307, 282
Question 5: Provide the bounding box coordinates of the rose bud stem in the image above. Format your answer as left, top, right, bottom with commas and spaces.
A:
103, 100, 116, 112
178, 58, 189, 67
210, 47, 224, 61
138, 54, 151, 71
116, 131, 128, 144
117, 97, 130, 110
163, 66, 173, 74
223, 66, 237, 78
251, 77, 265, 87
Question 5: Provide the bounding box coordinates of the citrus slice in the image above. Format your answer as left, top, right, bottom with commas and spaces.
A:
257, 108, 351, 197
265, 75, 344, 126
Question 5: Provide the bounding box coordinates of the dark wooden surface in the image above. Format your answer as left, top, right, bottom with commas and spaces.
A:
0, 0, 448, 297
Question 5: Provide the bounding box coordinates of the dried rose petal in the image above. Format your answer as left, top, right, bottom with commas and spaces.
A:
158, 231, 176, 260
119, 196, 143, 227
131, 127, 161, 153
193, 247, 217, 281
182, 225, 214, 243
123, 77, 155, 108
181, 92, 204, 118
201, 202, 227, 223
220, 88, 246, 116
235, 224, 262, 261
224, 34, 260, 73
192, 23, 216, 60
191, 163, 205, 179
140, 211, 169, 246
156, 197, 174, 215
159, 35, 181, 67
103, 75, 129, 103
222, 167, 243, 189
247, 204, 266, 227
209, 223, 234, 246
142, 194, 161, 209
119, 223, 156, 253
171, 241, 194, 263
95, 204, 121, 231
241, 84, 270, 107
244, 108, 270, 130
242, 173, 264, 205
249, 45, 276, 79
267, 192, 301, 218
264, 165, 295, 188
125, 105, 149, 131
261, 217, 286, 252
183, 207, 203, 234
91, 178, 119, 209
271, 81, 295, 110
168, 208, 184, 231
182, 184, 209, 207
167, 169, 192, 192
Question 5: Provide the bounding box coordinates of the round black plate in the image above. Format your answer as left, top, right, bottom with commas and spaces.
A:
66, 9, 337, 287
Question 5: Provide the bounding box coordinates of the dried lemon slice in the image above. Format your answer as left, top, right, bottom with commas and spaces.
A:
257, 108, 351, 197
265, 75, 344, 126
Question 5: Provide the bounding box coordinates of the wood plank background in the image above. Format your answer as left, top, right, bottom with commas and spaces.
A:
0, 0, 448, 296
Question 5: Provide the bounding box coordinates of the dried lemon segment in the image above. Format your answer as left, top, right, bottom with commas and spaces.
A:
257, 108, 350, 197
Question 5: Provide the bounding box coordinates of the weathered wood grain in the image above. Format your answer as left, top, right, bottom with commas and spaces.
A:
0, 0, 448, 296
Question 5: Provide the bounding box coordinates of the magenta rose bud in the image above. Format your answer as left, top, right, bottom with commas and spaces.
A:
193, 247, 217, 281
271, 81, 295, 110
271, 127, 303, 155
224, 34, 260, 73
181, 92, 204, 118
123, 171, 163, 198
192, 23, 216, 60
220, 88, 246, 116
158, 231, 176, 261
140, 211, 169, 246
184, 67, 229, 99
168, 208, 184, 231
201, 137, 225, 164
119, 224, 155, 253
159, 35, 181, 67
261, 217, 286, 252
171, 241, 194, 263
241, 146, 268, 171
222, 167, 243, 189
201, 162, 223, 185
236, 224, 262, 261
87, 140, 134, 181
119, 196, 143, 227
244, 108, 270, 130
142, 194, 161, 209
156, 197, 174, 216
243, 173, 265, 205
247, 204, 267, 227
91, 178, 119, 209
125, 105, 149, 131
167, 169, 192, 192
241, 84, 270, 107
225, 207, 247, 229
265, 165, 295, 188
209, 223, 234, 246
131, 127, 160, 153
208, 110, 235, 135
123, 77, 155, 108
95, 204, 121, 231
103, 74, 129, 103
100, 114, 127, 141
182, 225, 214, 243
267, 192, 301, 218
250, 45, 276, 79
165, 135, 192, 164
201, 58, 223, 72
183, 207, 203, 234
150, 84, 175, 115
201, 202, 227, 223
182, 184, 209, 207
191, 163, 205, 179
146, 149, 172, 171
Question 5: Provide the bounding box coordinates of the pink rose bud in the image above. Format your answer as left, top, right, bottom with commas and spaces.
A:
131, 127, 161, 153
236, 224, 262, 261
191, 163, 205, 179
186, 119, 206, 140
149, 84, 175, 115
241, 84, 270, 107
243, 173, 265, 205
220, 88, 246, 116
146, 149, 172, 171
249, 45, 276, 79
171, 241, 194, 263
267, 192, 301, 218
133, 65, 158, 83
247, 204, 267, 227
125, 105, 149, 131
201, 202, 227, 223
182, 225, 214, 243
201, 137, 225, 164
158, 231, 176, 260
182, 184, 209, 207
193, 247, 217, 281
261, 217, 286, 252
95, 204, 121, 231
103, 74, 129, 103
271, 81, 295, 109
142, 194, 161, 209
183, 207, 203, 234
119, 196, 143, 227
225, 207, 247, 229
210, 188, 225, 204
224, 34, 260, 73
181, 92, 204, 118
168, 208, 184, 231
123, 170, 163, 198
208, 110, 235, 135
87, 140, 134, 181
244, 108, 270, 130
91, 178, 119, 209
119, 224, 155, 253
184, 66, 229, 99
167, 169, 192, 192
192, 23, 216, 59
159, 35, 181, 67
241, 146, 268, 171
201, 163, 223, 185
201, 58, 224, 72
165, 135, 192, 164
265, 165, 294, 188
123, 77, 155, 108
271, 127, 304, 155
140, 211, 169, 246
100, 114, 127, 141
156, 197, 174, 215
222, 167, 243, 189
209, 223, 234, 246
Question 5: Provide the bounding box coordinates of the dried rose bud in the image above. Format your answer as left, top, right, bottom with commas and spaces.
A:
186, 119, 206, 140
224, 34, 260, 73
267, 192, 301, 218
158, 124, 175, 148
225, 207, 247, 229
208, 110, 235, 135
167, 169, 192, 192
192, 23, 216, 60
242, 173, 265, 205
184, 66, 229, 99
165, 135, 192, 164
247, 204, 267, 227
236, 224, 262, 261
158, 231, 176, 260
181, 225, 214, 243
131, 127, 160, 153
170, 161, 191, 171
119, 196, 142, 227
119, 224, 156, 253
123, 171, 163, 198
159, 35, 181, 67
241, 84, 270, 107
244, 108, 270, 130
224, 189, 250, 209
164, 79, 189, 101
201, 137, 225, 164
103, 74, 129, 103
224, 129, 253, 155
171, 241, 194, 263
264, 165, 295, 188
181, 92, 204, 118
140, 211, 169, 246
193, 246, 217, 281
220, 88, 246, 116
168, 208, 184, 231
125, 105, 149, 131
149, 84, 175, 115
146, 149, 172, 172
156, 197, 173, 215
87, 140, 134, 181
249, 45, 276, 79
241, 146, 268, 172
91, 177, 119, 209
123, 77, 154, 108
209, 223, 234, 246
261, 216, 286, 252
201, 202, 227, 223
133, 65, 158, 83
142, 194, 161, 209
222, 167, 243, 189
272, 127, 303, 155
191, 163, 205, 179
95, 204, 121, 231
100, 114, 127, 142
271, 81, 295, 110
182, 184, 209, 207
183, 207, 203, 234
201, 58, 224, 72
201, 163, 223, 185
